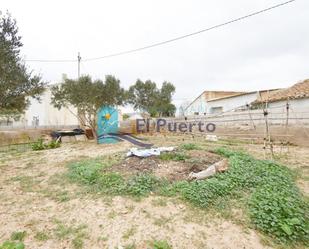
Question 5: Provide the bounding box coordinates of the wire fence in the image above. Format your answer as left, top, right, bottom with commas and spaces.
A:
0, 142, 33, 153
0, 134, 38, 154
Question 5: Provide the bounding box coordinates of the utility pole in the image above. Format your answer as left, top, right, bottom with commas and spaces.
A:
77, 52, 81, 79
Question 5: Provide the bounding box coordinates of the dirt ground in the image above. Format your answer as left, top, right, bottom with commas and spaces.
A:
111, 150, 221, 181
0, 136, 308, 249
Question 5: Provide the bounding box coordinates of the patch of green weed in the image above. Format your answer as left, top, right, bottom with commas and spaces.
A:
149, 239, 172, 249
159, 152, 189, 161
53, 220, 88, 249
67, 158, 163, 197
34, 231, 49, 241
10, 231, 26, 241
32, 138, 60, 151
0, 241, 24, 249
179, 148, 309, 244
0, 231, 26, 249
180, 143, 200, 150
126, 174, 160, 197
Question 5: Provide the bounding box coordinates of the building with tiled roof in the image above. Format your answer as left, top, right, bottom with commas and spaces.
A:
183, 89, 279, 116
255, 79, 309, 104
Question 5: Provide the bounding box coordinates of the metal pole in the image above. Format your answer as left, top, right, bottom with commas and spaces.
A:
77, 52, 81, 79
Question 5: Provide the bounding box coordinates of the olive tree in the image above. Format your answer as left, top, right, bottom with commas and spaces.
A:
51, 75, 126, 139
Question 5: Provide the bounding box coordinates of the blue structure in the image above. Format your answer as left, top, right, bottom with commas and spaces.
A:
96, 106, 153, 147
97, 106, 119, 144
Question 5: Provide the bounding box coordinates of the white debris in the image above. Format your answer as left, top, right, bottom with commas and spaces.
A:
188, 159, 229, 180
188, 165, 216, 180
126, 147, 175, 157
157, 147, 175, 152
205, 134, 218, 142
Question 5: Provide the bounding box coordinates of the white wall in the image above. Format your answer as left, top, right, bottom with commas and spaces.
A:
206, 92, 257, 114
184, 94, 207, 116
184, 92, 258, 116
24, 87, 79, 127
268, 98, 309, 111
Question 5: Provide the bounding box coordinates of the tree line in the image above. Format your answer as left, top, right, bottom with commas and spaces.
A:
0, 12, 176, 135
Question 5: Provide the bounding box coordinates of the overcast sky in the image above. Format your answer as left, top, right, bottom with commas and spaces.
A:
2, 0, 309, 108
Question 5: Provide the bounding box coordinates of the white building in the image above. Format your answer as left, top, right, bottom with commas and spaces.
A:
183, 91, 245, 116
254, 79, 309, 112
25, 86, 79, 127
183, 90, 278, 116
183, 79, 309, 118
0, 86, 79, 128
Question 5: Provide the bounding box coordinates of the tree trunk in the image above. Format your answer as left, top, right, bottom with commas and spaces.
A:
91, 126, 98, 142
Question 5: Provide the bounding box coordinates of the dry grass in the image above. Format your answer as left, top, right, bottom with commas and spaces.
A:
0, 137, 308, 248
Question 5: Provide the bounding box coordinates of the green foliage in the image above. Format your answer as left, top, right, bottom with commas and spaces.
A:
126, 174, 160, 196
66, 150, 309, 245
156, 82, 176, 117
10, 232, 26, 242
34, 231, 49, 241
0, 12, 45, 115
51, 75, 126, 136
159, 152, 189, 161
0, 241, 24, 249
0, 110, 21, 127
122, 114, 130, 120
249, 181, 308, 243
53, 220, 88, 249
31, 139, 45, 150
48, 140, 61, 149
0, 231, 26, 249
214, 147, 244, 158
178, 148, 309, 244
96, 172, 125, 194
158, 181, 189, 197
72, 237, 84, 249
31, 139, 60, 151
149, 240, 172, 249
67, 158, 162, 197
127, 79, 158, 116
180, 143, 200, 150
128, 79, 176, 117
67, 158, 111, 185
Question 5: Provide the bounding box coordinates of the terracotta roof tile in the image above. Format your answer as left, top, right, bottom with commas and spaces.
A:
256, 79, 309, 103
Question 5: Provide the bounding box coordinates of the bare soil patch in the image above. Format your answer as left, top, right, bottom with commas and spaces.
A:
110, 150, 221, 181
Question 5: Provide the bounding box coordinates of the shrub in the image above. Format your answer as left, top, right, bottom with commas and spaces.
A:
179, 148, 309, 244
0, 241, 25, 249
67, 158, 161, 197
122, 114, 130, 120
68, 159, 102, 184
180, 143, 200, 150
0, 231, 26, 249
249, 180, 309, 243
10, 232, 26, 242
96, 172, 125, 194
68, 157, 126, 194
150, 240, 172, 249
47, 140, 60, 149
126, 174, 160, 196
66, 150, 309, 244
32, 138, 60, 151
31, 139, 45, 151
